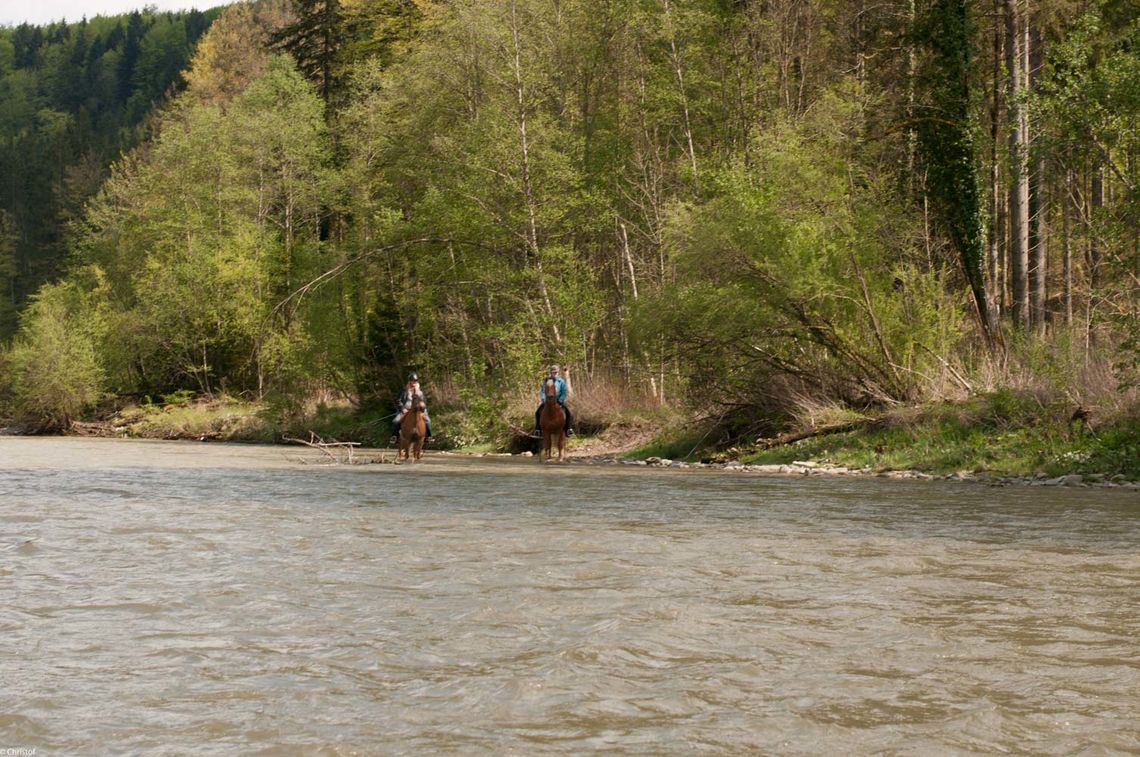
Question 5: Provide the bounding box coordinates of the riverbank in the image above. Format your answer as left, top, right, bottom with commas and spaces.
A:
627, 392, 1140, 488
5, 391, 1138, 489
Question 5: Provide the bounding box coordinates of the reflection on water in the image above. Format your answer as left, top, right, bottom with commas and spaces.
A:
2, 437, 1138, 754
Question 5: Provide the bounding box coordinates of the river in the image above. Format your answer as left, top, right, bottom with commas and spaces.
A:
1, 437, 1137, 754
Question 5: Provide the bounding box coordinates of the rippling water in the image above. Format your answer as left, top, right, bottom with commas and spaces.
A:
2, 437, 1138, 754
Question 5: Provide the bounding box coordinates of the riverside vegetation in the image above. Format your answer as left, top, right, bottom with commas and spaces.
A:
1, 0, 1138, 484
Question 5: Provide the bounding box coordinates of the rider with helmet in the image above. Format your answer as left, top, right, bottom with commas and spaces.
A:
391, 372, 433, 443
531, 364, 574, 438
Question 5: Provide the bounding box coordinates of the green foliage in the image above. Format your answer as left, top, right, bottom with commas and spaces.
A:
111, 395, 273, 441
0, 9, 218, 340
636, 90, 964, 419
271, 0, 345, 104
912, 0, 990, 338
6, 282, 105, 430
743, 393, 1140, 481
161, 389, 196, 407
629, 429, 716, 462
444, 386, 507, 448
2, 0, 1137, 461
76, 55, 331, 399
1076, 417, 1140, 480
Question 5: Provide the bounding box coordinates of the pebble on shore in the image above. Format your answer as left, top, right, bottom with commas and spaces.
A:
556, 455, 1140, 489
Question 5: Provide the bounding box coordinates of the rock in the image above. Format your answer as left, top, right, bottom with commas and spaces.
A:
792, 460, 818, 468
751, 465, 784, 474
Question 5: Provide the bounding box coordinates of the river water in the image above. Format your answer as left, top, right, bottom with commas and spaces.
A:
1, 437, 1137, 754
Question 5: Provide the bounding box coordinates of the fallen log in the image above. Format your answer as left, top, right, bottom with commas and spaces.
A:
755, 418, 884, 449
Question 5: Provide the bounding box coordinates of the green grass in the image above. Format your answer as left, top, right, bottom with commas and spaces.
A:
737, 394, 1140, 480
112, 397, 273, 441
627, 428, 718, 461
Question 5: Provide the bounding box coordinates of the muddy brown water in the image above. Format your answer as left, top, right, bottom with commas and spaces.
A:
1, 437, 1138, 754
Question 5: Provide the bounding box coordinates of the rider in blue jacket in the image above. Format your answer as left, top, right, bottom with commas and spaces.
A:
531, 364, 573, 438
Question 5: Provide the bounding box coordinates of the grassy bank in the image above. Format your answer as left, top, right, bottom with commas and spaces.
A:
54, 387, 1140, 483
635, 391, 1140, 482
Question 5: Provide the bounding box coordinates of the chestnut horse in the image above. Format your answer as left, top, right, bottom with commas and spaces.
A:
398, 397, 427, 462
539, 377, 566, 462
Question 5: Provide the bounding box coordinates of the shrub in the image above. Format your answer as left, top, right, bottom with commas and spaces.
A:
7, 283, 105, 431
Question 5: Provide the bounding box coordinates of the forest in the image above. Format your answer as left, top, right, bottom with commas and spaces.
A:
1, 0, 1138, 473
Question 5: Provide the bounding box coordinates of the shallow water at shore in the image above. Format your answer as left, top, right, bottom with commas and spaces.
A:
2, 437, 1138, 754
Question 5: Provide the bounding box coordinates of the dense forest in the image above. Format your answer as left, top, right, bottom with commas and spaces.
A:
0, 7, 219, 337
1, 0, 1138, 453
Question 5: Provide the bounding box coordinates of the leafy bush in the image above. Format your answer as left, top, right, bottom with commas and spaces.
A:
635, 86, 965, 421
7, 283, 105, 431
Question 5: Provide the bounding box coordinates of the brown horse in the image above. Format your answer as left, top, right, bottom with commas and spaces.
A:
398, 398, 427, 462
539, 377, 566, 462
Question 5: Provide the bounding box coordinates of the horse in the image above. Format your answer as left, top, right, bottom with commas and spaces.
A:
539, 376, 566, 462
398, 397, 427, 462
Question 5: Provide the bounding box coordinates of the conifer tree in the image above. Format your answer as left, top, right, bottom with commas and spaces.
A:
272, 0, 345, 105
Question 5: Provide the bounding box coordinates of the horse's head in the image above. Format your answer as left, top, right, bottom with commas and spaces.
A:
411, 398, 426, 413
543, 377, 558, 400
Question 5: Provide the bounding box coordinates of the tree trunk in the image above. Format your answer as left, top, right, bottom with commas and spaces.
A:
1005, 0, 1030, 328
1086, 164, 1104, 356
907, 0, 917, 196
988, 0, 1002, 322
1029, 21, 1047, 333
662, 0, 698, 186
509, 0, 561, 345
1062, 167, 1073, 326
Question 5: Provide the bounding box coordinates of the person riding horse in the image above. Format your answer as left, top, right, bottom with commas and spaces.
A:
531, 365, 573, 438
390, 373, 434, 444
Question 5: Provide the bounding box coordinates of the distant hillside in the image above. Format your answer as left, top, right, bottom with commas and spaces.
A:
0, 7, 224, 337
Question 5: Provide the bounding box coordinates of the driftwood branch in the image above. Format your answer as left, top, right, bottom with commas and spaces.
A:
917, 343, 973, 393
284, 432, 364, 464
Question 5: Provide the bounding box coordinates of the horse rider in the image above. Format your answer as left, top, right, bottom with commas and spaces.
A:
531, 364, 574, 438
391, 372, 434, 443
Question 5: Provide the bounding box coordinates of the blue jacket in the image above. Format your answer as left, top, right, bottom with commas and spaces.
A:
540, 376, 567, 404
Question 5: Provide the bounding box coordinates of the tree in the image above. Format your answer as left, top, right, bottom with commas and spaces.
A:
272, 0, 345, 104
6, 282, 105, 430
914, 0, 994, 342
